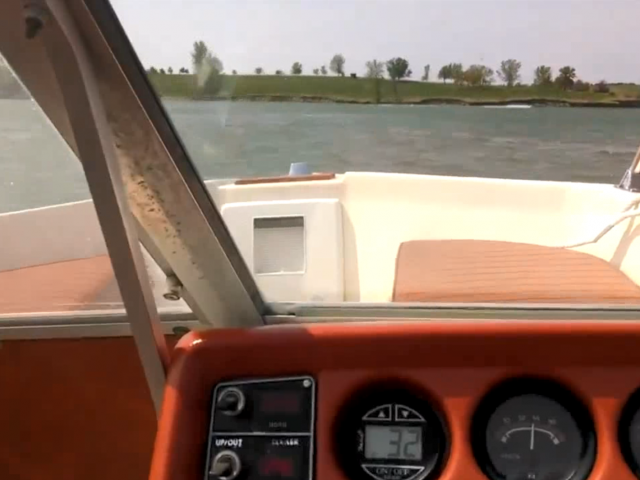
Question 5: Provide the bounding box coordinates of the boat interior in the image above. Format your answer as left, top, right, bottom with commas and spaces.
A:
4, 1, 640, 480
6, 172, 640, 310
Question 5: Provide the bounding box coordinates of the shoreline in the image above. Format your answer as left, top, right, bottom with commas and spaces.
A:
160, 94, 640, 108
5, 69, 640, 108
3, 92, 639, 108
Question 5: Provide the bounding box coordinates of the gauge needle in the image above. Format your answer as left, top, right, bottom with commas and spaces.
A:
530, 423, 535, 450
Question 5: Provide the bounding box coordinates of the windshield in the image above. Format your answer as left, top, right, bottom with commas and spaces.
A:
3, 0, 640, 318
0, 55, 188, 316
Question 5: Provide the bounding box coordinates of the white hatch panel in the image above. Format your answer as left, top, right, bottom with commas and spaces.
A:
221, 199, 344, 302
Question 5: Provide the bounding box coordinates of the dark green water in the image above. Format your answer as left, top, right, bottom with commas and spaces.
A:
2, 98, 639, 213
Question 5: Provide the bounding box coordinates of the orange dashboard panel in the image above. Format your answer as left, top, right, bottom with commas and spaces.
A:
150, 321, 640, 480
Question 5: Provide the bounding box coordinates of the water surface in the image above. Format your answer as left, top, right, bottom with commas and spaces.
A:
1, 98, 639, 213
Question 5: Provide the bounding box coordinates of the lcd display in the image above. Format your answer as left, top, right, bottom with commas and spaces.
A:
364, 425, 423, 461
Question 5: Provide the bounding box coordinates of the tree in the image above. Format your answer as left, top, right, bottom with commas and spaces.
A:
366, 60, 385, 104
291, 62, 303, 75
313, 68, 319, 75
386, 57, 411, 81
190, 42, 224, 97
533, 65, 553, 86
593, 80, 610, 93
450, 63, 465, 84
320, 65, 328, 75
438, 63, 464, 84
255, 67, 263, 75
556, 66, 577, 90
232, 69, 237, 75
159, 68, 166, 75
438, 65, 452, 83
191, 41, 209, 73
573, 80, 591, 92
464, 65, 494, 86
422, 65, 430, 81
205, 52, 224, 74
167, 67, 173, 74
178, 67, 189, 74
275, 69, 284, 75
498, 59, 521, 87
202, 69, 222, 96
330, 54, 345, 76
365, 60, 384, 79
386, 57, 411, 99
147, 66, 158, 74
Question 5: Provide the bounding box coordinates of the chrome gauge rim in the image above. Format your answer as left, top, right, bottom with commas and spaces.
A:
471, 378, 596, 480
619, 388, 640, 479
334, 381, 448, 480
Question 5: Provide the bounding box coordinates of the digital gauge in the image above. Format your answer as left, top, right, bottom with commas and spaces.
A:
472, 379, 596, 480
335, 385, 447, 480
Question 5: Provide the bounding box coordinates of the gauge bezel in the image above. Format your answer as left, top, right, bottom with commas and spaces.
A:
334, 380, 449, 480
471, 377, 597, 480
618, 387, 640, 478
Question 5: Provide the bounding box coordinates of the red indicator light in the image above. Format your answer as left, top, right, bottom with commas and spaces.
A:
258, 456, 295, 477
258, 392, 301, 414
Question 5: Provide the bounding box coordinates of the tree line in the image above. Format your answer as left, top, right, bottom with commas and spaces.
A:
434, 61, 609, 92
146, 41, 612, 97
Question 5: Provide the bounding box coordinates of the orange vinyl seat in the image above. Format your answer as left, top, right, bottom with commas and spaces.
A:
393, 240, 640, 304
0, 255, 119, 314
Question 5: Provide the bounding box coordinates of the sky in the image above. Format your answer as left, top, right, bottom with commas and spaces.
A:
110, 0, 640, 84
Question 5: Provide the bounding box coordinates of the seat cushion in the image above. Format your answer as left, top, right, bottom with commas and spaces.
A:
0, 255, 119, 314
393, 240, 640, 304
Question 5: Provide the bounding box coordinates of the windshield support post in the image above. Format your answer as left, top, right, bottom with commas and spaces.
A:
41, 0, 170, 416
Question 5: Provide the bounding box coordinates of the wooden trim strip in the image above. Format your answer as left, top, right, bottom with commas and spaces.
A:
234, 173, 336, 185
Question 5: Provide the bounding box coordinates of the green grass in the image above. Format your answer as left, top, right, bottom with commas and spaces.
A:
609, 83, 640, 99
148, 73, 640, 106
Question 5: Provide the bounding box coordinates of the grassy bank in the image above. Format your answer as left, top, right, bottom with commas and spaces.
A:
149, 73, 640, 107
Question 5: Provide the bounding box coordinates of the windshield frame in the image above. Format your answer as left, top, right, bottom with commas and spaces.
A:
4, 0, 640, 327
265, 301, 640, 323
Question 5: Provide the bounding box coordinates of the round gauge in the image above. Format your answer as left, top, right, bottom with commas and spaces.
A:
619, 388, 640, 478
335, 383, 447, 480
472, 379, 596, 480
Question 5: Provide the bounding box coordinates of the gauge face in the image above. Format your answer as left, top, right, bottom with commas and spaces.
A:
473, 380, 596, 480
335, 384, 447, 480
626, 408, 640, 473
619, 388, 640, 478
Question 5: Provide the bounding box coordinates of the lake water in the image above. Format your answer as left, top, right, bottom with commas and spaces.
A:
2, 98, 640, 213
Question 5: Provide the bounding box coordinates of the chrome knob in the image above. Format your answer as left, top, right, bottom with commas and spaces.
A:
209, 450, 241, 480
216, 387, 245, 416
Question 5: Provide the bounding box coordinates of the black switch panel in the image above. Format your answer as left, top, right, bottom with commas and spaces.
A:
208, 435, 312, 480
205, 376, 315, 480
212, 377, 314, 434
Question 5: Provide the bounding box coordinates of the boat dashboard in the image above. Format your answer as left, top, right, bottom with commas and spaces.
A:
150, 321, 640, 480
